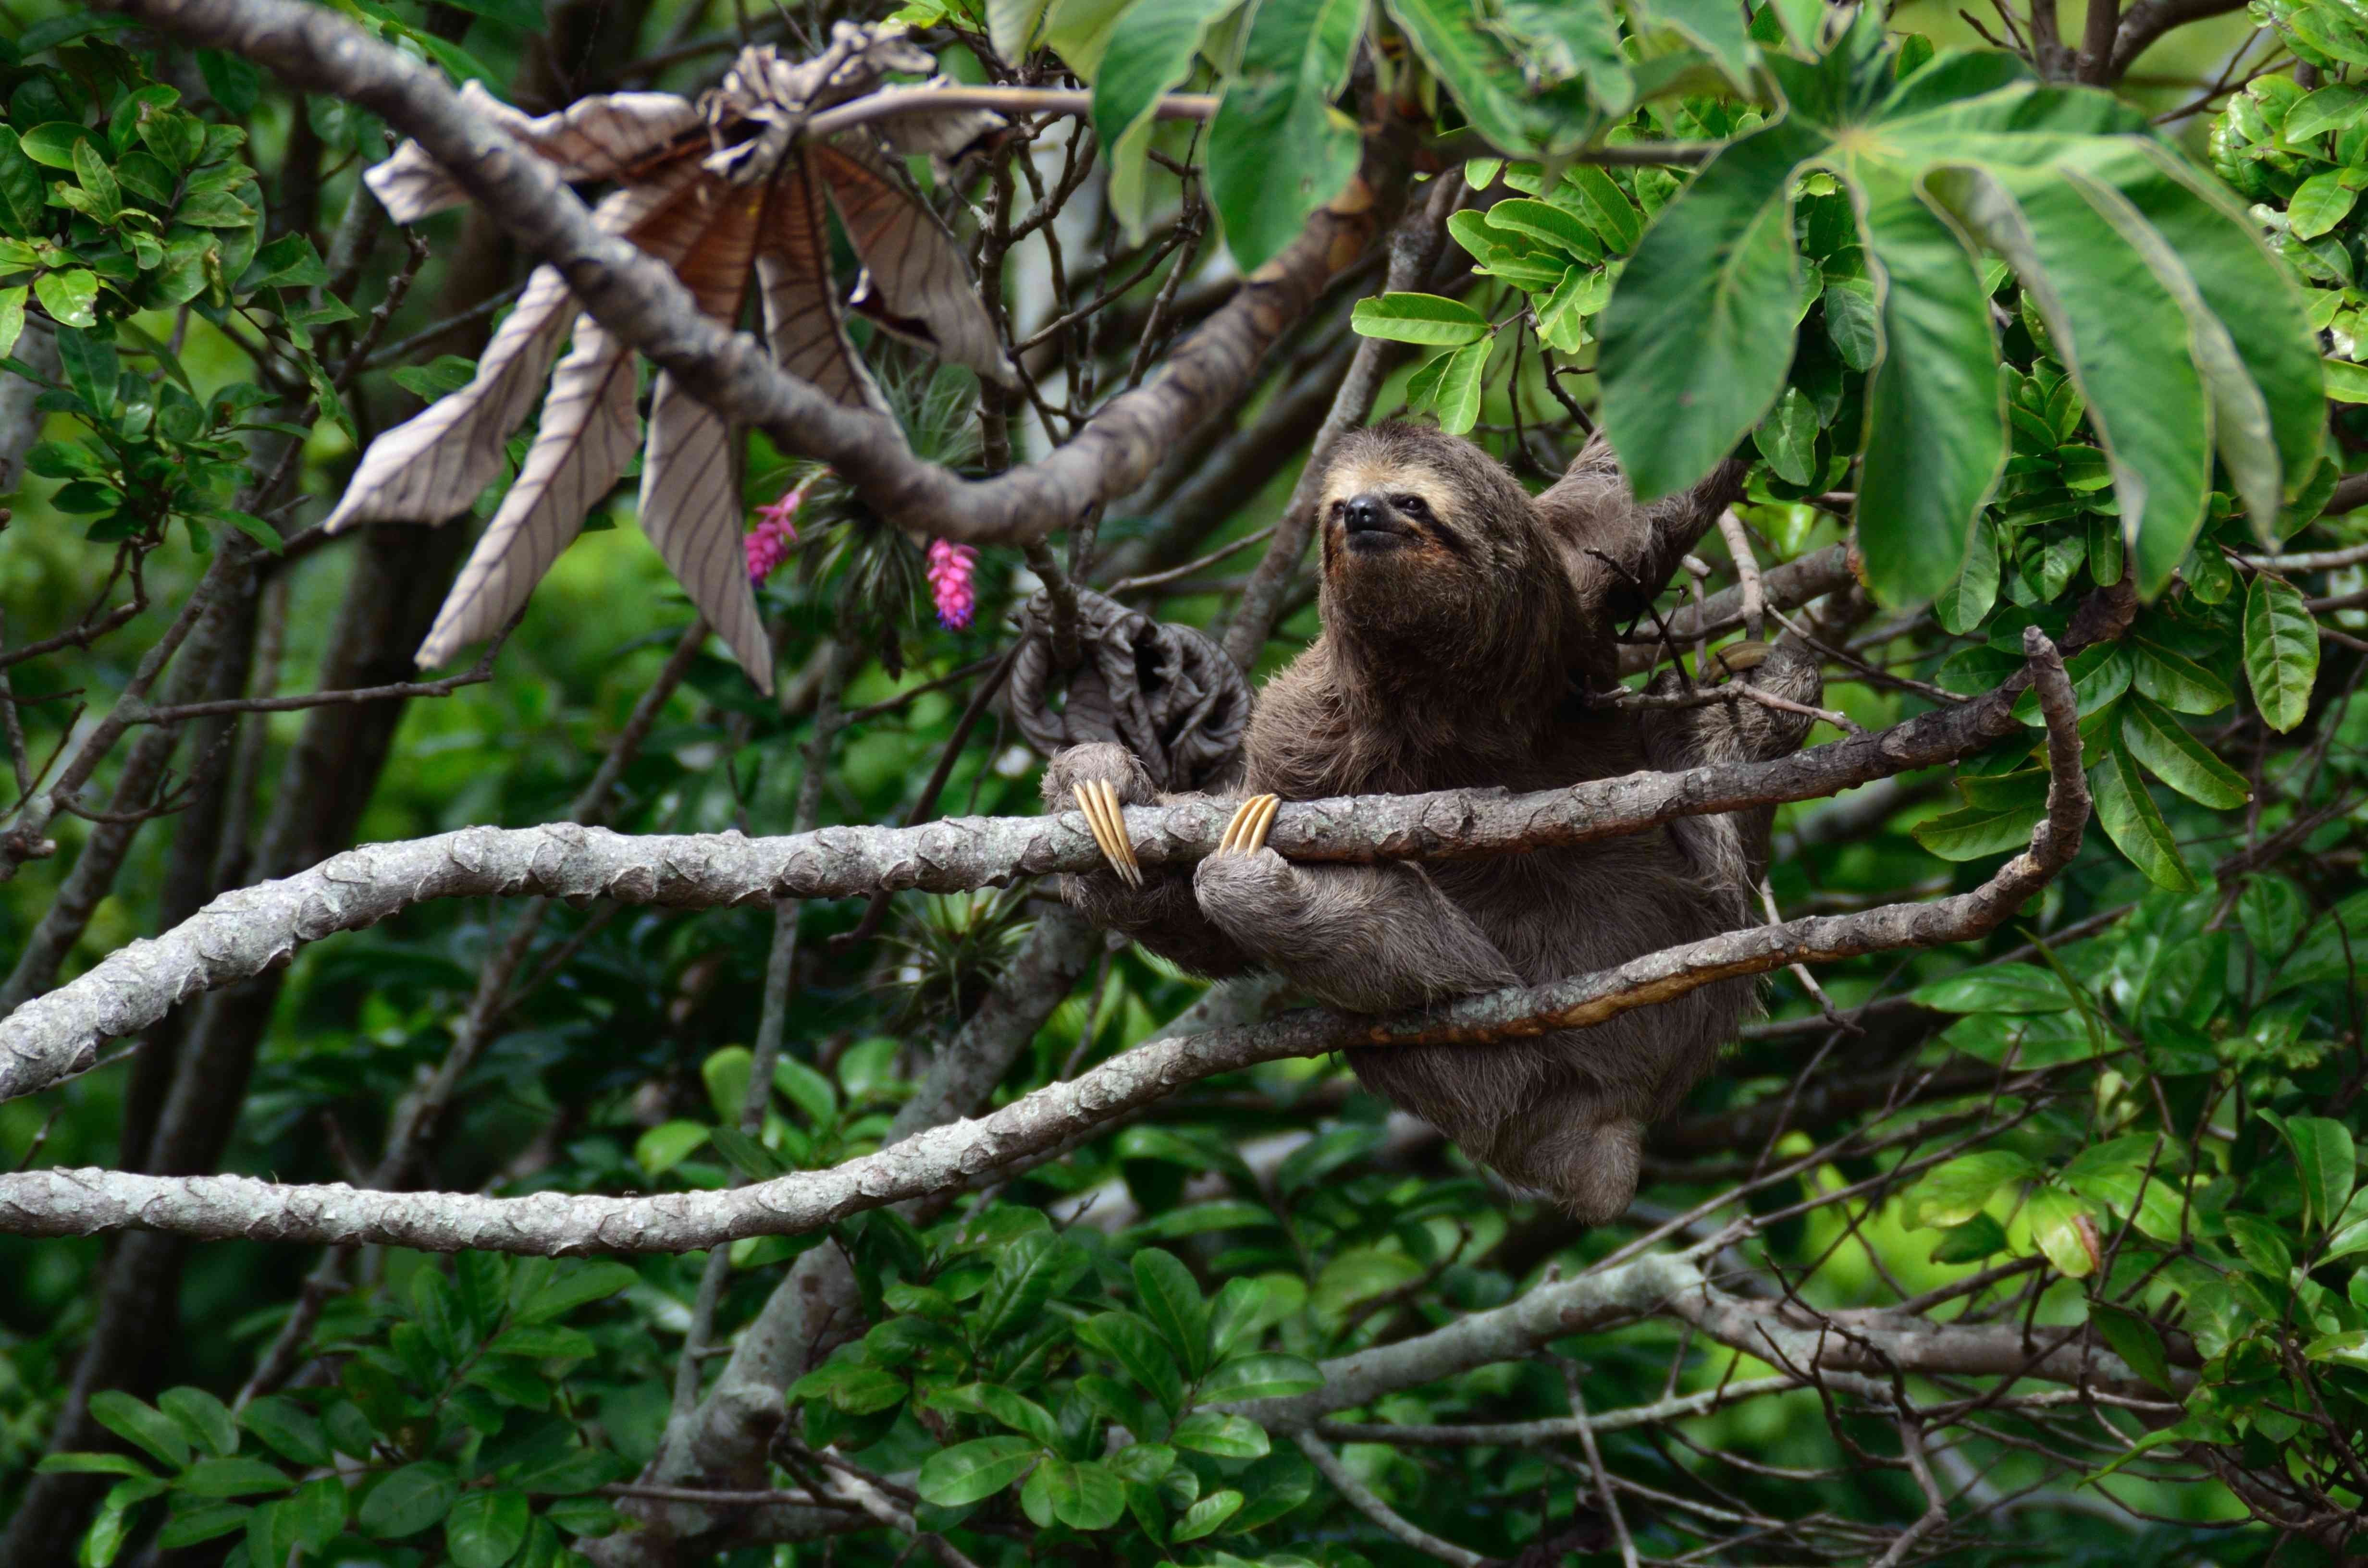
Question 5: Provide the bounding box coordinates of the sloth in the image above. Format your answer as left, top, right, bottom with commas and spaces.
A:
1043, 422, 1823, 1221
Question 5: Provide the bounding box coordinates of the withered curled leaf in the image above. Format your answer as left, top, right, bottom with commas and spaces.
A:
328, 24, 1012, 693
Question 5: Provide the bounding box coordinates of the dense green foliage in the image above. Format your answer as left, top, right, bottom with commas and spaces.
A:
0, 0, 2365, 1565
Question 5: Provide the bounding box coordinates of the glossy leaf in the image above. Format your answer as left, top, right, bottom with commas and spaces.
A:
917, 1436, 1043, 1507
1206, 0, 1364, 271
1924, 162, 2209, 598
2025, 1187, 2101, 1277
1094, 0, 1244, 237
2121, 694, 2251, 807
2091, 740, 2196, 891
2243, 574, 2320, 731
1854, 173, 2006, 603
1599, 121, 1818, 499
1348, 293, 1489, 345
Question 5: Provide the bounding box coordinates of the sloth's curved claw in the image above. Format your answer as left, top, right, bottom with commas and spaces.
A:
1707, 640, 1773, 680
1073, 780, 1142, 887
1215, 794, 1281, 858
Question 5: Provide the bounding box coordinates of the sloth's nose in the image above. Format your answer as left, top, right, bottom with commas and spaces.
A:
1344, 495, 1386, 532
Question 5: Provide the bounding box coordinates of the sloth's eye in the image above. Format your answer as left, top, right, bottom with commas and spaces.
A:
1393, 494, 1431, 520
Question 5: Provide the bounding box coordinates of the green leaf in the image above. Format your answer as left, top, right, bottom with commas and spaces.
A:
88, 1392, 189, 1470
177, 1458, 295, 1498
2120, 694, 2249, 807
1822, 274, 1879, 370
19, 122, 95, 169
1599, 120, 1818, 501
2107, 148, 2322, 538
1206, 0, 1364, 272
1911, 791, 2044, 860
1133, 1249, 1212, 1379
1351, 292, 1488, 345
445, 1488, 531, 1568
155, 1505, 250, 1548
1479, 0, 1631, 109
1382, 0, 1600, 159
976, 1228, 1086, 1344
1752, 385, 1818, 486
1431, 338, 1490, 435
1024, 1456, 1128, 1530
2089, 1302, 2177, 1392
2290, 169, 2362, 238
2090, 739, 2195, 891
33, 269, 98, 330
1487, 198, 1602, 262
974, 1384, 1061, 1446
2127, 635, 2232, 714
0, 131, 48, 232
388, 354, 478, 402
1079, 1310, 1187, 1414
2286, 83, 2368, 140
0, 284, 28, 364
1172, 1412, 1270, 1457
1854, 175, 2006, 604
917, 1436, 1043, 1507
70, 137, 118, 219
2242, 573, 2319, 731
40, 1452, 153, 1478
633, 1119, 708, 1176
1903, 1149, 2035, 1228
2326, 357, 2368, 404
1929, 1211, 2010, 1262
1912, 961, 2072, 1014
1628, 0, 1756, 85
2269, 1113, 2357, 1235
1924, 161, 2210, 598
1561, 165, 1645, 256
360, 1462, 460, 1538
1172, 1487, 1245, 1540
2025, 1187, 2099, 1276
159, 1387, 237, 1459
1198, 1351, 1324, 1401
513, 1260, 637, 1324
774, 1056, 838, 1127
1093, 0, 1244, 238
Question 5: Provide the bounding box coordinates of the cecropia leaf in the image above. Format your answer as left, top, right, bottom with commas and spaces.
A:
321, 265, 576, 532
640, 374, 772, 691
325, 164, 710, 534
759, 159, 895, 414
813, 139, 1011, 383
414, 321, 639, 669
364, 79, 703, 222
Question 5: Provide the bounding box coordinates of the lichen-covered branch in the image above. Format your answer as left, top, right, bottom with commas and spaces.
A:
0, 633, 2082, 1255
0, 665, 2042, 1105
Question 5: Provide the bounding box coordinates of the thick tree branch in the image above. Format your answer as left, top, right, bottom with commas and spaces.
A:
2111, 0, 2246, 74
113, 0, 1407, 546
0, 633, 2083, 1253
0, 658, 2051, 1103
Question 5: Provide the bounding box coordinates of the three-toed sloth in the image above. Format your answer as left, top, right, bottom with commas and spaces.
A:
1046, 423, 1822, 1221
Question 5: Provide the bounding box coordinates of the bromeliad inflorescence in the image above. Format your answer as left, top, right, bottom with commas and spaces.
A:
324, 24, 1012, 692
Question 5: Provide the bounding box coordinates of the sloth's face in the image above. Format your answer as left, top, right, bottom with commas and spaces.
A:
1316, 449, 1511, 643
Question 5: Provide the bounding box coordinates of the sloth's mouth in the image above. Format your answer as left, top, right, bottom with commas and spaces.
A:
1342, 514, 1419, 551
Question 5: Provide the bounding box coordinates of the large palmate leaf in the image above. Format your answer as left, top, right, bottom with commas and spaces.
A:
1595, 21, 2324, 604
327, 33, 1011, 694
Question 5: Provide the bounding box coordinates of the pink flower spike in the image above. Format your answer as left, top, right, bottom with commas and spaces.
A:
745, 476, 815, 583
926, 539, 976, 630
